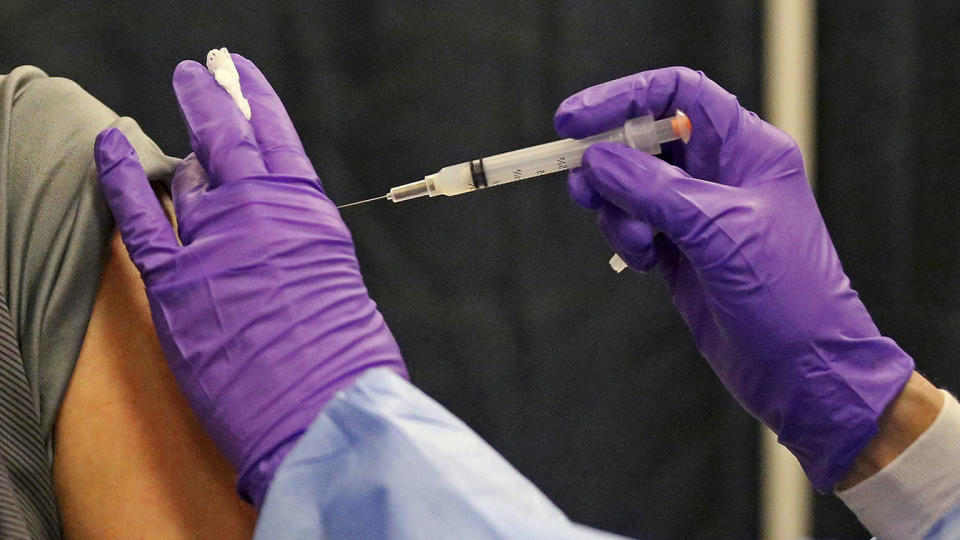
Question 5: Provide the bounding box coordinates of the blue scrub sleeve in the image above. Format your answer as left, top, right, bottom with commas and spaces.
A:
255, 368, 630, 539
926, 501, 960, 539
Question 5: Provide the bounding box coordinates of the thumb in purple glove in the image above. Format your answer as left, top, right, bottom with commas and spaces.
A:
94, 54, 406, 507
557, 67, 914, 492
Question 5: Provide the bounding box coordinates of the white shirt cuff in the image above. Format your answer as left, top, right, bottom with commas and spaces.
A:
837, 390, 960, 539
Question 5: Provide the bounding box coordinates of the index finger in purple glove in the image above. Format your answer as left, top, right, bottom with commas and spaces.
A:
172, 60, 267, 186
579, 144, 713, 235
554, 65, 737, 138
554, 67, 741, 183
580, 142, 750, 271
230, 54, 318, 182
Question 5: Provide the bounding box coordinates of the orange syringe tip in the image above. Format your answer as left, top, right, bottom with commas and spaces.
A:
671, 110, 692, 143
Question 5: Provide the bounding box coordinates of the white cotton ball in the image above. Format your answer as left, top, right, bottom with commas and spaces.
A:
205, 47, 251, 120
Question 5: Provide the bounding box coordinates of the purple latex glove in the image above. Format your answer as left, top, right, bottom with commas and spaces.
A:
556, 67, 914, 492
94, 54, 407, 507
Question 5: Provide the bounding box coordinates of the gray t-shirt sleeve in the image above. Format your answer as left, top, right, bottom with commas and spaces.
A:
0, 65, 179, 440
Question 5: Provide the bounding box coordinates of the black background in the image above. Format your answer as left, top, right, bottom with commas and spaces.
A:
814, 3, 960, 538
2, 2, 956, 538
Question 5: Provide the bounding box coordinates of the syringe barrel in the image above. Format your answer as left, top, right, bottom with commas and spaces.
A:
424, 111, 690, 199
480, 128, 625, 185
428, 127, 629, 198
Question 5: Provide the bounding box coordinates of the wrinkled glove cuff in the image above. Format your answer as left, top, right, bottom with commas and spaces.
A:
238, 434, 301, 508
782, 342, 914, 492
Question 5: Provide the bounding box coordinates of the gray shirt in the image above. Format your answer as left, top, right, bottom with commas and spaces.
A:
0, 66, 177, 538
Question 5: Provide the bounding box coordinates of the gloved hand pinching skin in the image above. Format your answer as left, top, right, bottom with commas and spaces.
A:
94, 54, 407, 507
555, 67, 914, 492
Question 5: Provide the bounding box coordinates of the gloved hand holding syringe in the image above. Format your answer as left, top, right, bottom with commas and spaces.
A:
337, 111, 691, 208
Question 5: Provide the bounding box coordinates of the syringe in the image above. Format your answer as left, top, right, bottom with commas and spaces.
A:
337, 111, 691, 209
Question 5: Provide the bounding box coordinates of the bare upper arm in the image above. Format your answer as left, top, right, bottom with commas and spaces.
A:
53, 230, 257, 538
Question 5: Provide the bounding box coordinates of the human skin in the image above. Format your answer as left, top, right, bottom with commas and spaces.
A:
52, 229, 257, 538
838, 371, 945, 490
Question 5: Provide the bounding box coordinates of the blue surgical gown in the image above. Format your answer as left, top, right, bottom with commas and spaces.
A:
254, 368, 960, 539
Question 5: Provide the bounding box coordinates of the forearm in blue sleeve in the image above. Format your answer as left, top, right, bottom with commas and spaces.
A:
255, 368, 630, 539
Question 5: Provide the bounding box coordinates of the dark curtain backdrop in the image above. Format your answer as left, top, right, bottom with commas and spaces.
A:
816, 3, 960, 538
3, 2, 770, 538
